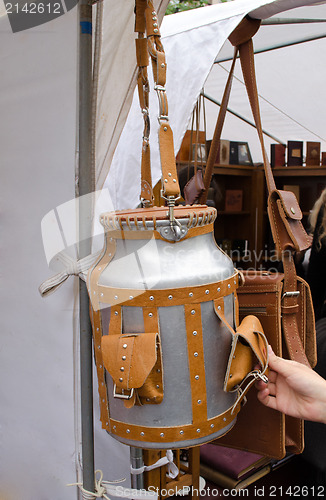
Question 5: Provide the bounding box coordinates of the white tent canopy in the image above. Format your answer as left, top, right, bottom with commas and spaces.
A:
100, 0, 326, 210
1, 1, 326, 499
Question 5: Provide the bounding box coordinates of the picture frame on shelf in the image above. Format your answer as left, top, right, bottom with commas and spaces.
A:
192, 143, 207, 162
225, 190, 243, 212
230, 141, 253, 166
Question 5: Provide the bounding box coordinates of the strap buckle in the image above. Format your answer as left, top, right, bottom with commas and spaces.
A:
282, 291, 300, 300
154, 84, 169, 122
113, 385, 134, 400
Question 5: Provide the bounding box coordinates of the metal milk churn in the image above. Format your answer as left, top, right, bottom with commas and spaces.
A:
87, 0, 268, 450
88, 204, 242, 449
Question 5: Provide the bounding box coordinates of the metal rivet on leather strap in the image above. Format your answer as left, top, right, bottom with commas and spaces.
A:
195, 375, 199, 380
205, 290, 209, 295
228, 284, 231, 289
120, 367, 124, 372
152, 11, 156, 15
191, 310, 195, 315
217, 287, 221, 292
140, 432, 145, 436
196, 429, 200, 433
99, 365, 102, 369
129, 295, 133, 300
126, 429, 130, 434
122, 356, 126, 361
189, 292, 193, 297
119, 377, 123, 382
197, 400, 201, 405
193, 331, 197, 336
168, 295, 173, 300
114, 295, 118, 300
163, 127, 167, 131
123, 344, 128, 349
96, 328, 99, 332
149, 312, 153, 317
164, 179, 167, 183
108, 253, 112, 257
153, 23, 158, 27
98, 267, 101, 271
154, 28, 158, 33
156, 384, 160, 389
217, 306, 221, 310
229, 374, 233, 378
223, 417, 227, 422
161, 63, 165, 68
210, 424, 214, 428
180, 430, 184, 435
114, 311, 118, 315
194, 352, 198, 357
160, 433, 164, 437
157, 368, 161, 373
97, 345, 100, 350
173, 179, 177, 183
100, 293, 104, 297
113, 425, 116, 430
291, 207, 295, 214
150, 296, 154, 301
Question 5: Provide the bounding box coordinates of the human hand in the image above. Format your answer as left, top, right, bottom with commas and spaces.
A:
256, 345, 326, 424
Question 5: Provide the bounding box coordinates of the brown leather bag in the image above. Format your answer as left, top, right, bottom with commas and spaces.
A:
208, 23, 317, 459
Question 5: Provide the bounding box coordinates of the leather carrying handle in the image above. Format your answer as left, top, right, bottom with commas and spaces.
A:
135, 0, 181, 204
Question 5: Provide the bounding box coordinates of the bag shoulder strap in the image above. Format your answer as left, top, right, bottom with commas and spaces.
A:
135, 0, 181, 208
237, 37, 312, 367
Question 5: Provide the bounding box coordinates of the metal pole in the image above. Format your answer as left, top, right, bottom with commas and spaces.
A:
78, 0, 95, 495
202, 92, 285, 145
130, 447, 145, 490
216, 33, 326, 63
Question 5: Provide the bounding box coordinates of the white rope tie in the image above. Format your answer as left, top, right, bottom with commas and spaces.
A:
130, 449, 179, 479
39, 251, 101, 297
68, 470, 158, 500
68, 470, 111, 500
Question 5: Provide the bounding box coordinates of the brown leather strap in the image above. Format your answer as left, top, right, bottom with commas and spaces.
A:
134, 0, 180, 204
282, 253, 310, 367
238, 39, 276, 193
200, 48, 238, 203
228, 16, 261, 47
238, 38, 311, 366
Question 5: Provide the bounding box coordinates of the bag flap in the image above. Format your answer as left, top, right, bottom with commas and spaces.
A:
224, 315, 268, 392
273, 189, 302, 220
101, 333, 158, 390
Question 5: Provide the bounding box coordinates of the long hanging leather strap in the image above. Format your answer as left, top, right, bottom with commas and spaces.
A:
237, 38, 311, 367
135, 0, 153, 206
135, 0, 181, 207
200, 48, 238, 203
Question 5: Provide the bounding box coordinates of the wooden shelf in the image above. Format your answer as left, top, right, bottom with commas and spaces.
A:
271, 166, 326, 177
176, 161, 255, 176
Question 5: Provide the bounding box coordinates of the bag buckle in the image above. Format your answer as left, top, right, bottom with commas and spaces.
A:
282, 291, 300, 300
113, 385, 134, 400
